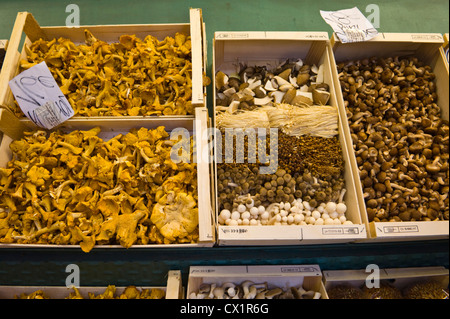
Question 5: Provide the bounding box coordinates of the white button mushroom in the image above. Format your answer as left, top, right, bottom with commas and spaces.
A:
312, 210, 321, 220
220, 209, 231, 220
325, 202, 337, 213
228, 219, 239, 226
336, 202, 347, 214
241, 211, 251, 220
303, 201, 311, 211
258, 205, 265, 214
249, 206, 259, 216
287, 215, 295, 224
329, 211, 339, 219
294, 214, 305, 224
231, 211, 241, 221
314, 218, 324, 225
237, 204, 246, 213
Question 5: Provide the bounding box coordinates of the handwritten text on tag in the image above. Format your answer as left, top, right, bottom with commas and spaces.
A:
9, 61, 74, 129
320, 7, 379, 43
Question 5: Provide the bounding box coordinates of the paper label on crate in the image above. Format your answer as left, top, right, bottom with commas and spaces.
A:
382, 225, 419, 233
320, 7, 378, 43
9, 61, 74, 129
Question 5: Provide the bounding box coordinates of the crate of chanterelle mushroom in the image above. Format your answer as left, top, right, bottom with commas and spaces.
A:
0, 108, 215, 251
0, 9, 209, 140
187, 265, 328, 299
0, 270, 183, 299
212, 31, 367, 245
330, 33, 449, 241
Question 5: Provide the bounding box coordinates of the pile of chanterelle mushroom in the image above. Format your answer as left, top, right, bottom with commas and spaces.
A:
18, 30, 209, 116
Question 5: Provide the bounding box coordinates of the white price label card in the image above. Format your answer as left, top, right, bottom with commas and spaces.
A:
9, 61, 74, 129
320, 7, 378, 43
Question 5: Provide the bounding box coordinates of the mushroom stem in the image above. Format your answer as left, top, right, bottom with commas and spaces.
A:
338, 188, 347, 203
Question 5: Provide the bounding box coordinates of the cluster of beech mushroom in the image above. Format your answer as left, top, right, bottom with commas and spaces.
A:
189, 281, 321, 299
338, 56, 449, 222
0, 127, 199, 252
19, 30, 200, 116
218, 192, 350, 226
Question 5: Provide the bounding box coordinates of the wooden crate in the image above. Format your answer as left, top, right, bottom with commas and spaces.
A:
0, 9, 207, 140
212, 32, 367, 245
0, 39, 6, 144
443, 33, 449, 70
187, 265, 328, 299
0, 107, 215, 249
0, 270, 183, 299
330, 33, 449, 242
323, 266, 449, 298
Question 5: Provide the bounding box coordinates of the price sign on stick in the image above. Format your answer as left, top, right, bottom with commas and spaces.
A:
320, 7, 379, 43
9, 61, 74, 129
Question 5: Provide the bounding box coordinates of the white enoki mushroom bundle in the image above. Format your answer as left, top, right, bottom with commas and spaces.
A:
218, 189, 351, 227
216, 104, 339, 138
215, 108, 270, 129
266, 103, 339, 138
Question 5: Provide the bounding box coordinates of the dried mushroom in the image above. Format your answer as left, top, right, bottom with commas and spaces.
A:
338, 56, 449, 222
0, 126, 198, 252
17, 29, 209, 117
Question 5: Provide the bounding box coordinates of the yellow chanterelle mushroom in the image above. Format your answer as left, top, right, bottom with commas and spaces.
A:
0, 126, 199, 252
16, 29, 210, 117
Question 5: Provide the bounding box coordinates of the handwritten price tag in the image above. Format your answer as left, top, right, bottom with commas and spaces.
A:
320, 7, 378, 43
9, 61, 74, 129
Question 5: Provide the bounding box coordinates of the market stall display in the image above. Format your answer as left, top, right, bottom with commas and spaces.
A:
0, 3, 448, 302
